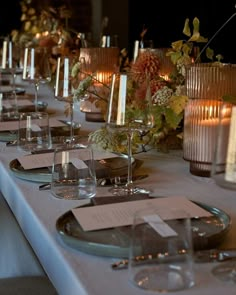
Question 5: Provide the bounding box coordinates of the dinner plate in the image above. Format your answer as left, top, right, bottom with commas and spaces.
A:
56, 201, 231, 258
9, 154, 138, 183
1, 101, 48, 113
0, 86, 25, 95
0, 119, 79, 142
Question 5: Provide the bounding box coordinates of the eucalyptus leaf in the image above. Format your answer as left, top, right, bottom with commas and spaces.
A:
196, 36, 208, 43
188, 32, 200, 42
183, 18, 191, 37
171, 40, 184, 51
164, 108, 183, 129
206, 47, 214, 60
192, 17, 200, 35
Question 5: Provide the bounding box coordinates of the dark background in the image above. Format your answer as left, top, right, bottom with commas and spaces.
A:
128, 0, 236, 62
1, 0, 236, 62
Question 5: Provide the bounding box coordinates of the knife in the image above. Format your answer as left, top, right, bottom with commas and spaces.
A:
111, 249, 236, 270
96, 174, 148, 187
39, 174, 149, 190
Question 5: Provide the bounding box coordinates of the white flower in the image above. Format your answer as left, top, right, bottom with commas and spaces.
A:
152, 86, 173, 106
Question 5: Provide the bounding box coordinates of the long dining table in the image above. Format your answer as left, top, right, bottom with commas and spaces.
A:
0, 77, 236, 295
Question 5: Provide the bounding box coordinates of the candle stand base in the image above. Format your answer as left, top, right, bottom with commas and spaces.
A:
189, 162, 211, 177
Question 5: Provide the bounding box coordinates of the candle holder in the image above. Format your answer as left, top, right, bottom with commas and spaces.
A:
183, 63, 236, 177
183, 99, 225, 177
211, 102, 236, 190
185, 63, 236, 99
79, 47, 120, 122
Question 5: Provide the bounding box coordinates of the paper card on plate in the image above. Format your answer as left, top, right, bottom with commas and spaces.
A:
17, 149, 118, 170
18, 152, 54, 170
72, 196, 212, 231
0, 118, 67, 131
3, 99, 34, 109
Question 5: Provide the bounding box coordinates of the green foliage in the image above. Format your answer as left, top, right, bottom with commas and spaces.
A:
166, 17, 209, 67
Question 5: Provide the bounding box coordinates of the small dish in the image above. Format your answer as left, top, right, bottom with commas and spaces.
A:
55, 201, 231, 258
9, 154, 138, 183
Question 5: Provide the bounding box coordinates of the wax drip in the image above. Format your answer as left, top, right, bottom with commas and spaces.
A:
195, 5, 236, 63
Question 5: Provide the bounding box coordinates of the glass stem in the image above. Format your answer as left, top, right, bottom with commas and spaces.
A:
34, 82, 39, 112
127, 127, 133, 186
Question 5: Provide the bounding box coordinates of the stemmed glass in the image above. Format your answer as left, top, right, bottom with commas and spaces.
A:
106, 72, 155, 196
0, 39, 22, 117
54, 54, 86, 143
211, 261, 236, 283
22, 47, 51, 111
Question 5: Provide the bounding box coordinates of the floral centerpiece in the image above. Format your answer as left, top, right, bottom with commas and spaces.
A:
87, 17, 213, 153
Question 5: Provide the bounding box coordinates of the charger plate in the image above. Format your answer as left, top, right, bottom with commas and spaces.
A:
9, 154, 138, 183
56, 200, 231, 258
0, 119, 80, 142
0, 86, 25, 95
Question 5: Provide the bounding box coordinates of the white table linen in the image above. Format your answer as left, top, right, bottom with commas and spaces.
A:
0, 80, 236, 294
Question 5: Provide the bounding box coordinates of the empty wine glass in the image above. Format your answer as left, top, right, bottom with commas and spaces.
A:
54, 54, 86, 143
0, 39, 22, 116
22, 47, 51, 111
212, 261, 236, 283
106, 72, 155, 196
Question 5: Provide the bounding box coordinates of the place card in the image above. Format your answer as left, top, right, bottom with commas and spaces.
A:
0, 118, 67, 131
17, 150, 118, 170
2, 99, 34, 109
72, 196, 212, 231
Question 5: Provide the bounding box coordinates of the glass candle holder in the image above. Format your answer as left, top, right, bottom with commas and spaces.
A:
79, 47, 120, 121
183, 99, 226, 177
79, 47, 120, 84
211, 103, 236, 190
185, 63, 236, 100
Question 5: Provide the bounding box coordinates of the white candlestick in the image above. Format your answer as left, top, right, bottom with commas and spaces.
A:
133, 40, 139, 62
116, 74, 127, 125
8, 41, 12, 68
2, 41, 7, 69
107, 74, 116, 124
23, 48, 28, 79
63, 58, 69, 97
225, 106, 236, 182
55, 57, 61, 96
30, 48, 35, 79
0, 93, 2, 112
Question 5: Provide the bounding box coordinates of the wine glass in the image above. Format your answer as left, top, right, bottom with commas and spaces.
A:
211, 261, 236, 283
0, 39, 22, 117
22, 47, 51, 111
106, 72, 155, 196
54, 54, 86, 144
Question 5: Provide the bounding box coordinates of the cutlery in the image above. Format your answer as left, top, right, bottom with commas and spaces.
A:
39, 174, 149, 190
111, 249, 236, 270
96, 174, 148, 186
6, 140, 17, 146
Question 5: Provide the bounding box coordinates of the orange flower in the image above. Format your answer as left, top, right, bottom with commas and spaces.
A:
130, 50, 161, 81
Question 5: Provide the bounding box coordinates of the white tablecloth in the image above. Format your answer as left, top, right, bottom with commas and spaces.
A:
0, 80, 236, 294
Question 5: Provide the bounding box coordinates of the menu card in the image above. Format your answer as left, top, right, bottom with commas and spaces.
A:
2, 99, 34, 109
72, 196, 212, 231
17, 150, 118, 170
0, 118, 67, 131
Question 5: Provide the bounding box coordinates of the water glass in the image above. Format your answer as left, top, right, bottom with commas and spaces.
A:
128, 207, 195, 292
51, 144, 96, 200
211, 102, 236, 190
17, 112, 51, 152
